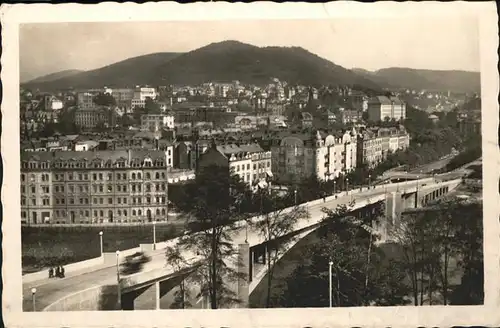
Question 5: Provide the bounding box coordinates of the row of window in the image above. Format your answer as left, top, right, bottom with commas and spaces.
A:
43, 207, 169, 219
232, 161, 271, 173
21, 158, 171, 171
23, 182, 169, 195
21, 198, 50, 206
22, 171, 171, 183
22, 195, 168, 207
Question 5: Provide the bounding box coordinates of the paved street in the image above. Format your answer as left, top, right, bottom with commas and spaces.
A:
23, 247, 172, 311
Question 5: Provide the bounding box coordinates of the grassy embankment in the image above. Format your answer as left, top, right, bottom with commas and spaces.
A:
22, 223, 182, 274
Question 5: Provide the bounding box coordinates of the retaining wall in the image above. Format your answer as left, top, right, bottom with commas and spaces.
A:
43, 284, 119, 311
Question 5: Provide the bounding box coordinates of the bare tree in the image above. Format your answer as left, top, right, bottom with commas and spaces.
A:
172, 165, 252, 309
165, 246, 192, 309
252, 190, 310, 307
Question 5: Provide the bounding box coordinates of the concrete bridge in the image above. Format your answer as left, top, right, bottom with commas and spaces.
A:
26, 175, 463, 311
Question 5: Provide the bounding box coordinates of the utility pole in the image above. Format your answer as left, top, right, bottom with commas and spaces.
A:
328, 261, 333, 308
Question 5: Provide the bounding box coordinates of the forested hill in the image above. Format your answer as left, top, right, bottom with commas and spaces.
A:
353, 67, 480, 93
23, 41, 381, 91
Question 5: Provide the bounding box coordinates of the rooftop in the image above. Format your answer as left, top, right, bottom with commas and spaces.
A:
21, 149, 167, 163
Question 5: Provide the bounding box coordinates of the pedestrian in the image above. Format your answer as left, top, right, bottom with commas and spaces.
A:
48, 267, 53, 278
61, 266, 65, 278
55, 266, 60, 278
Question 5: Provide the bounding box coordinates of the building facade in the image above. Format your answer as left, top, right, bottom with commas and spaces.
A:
131, 87, 158, 109
141, 114, 175, 131
367, 96, 406, 122
356, 126, 410, 168
271, 130, 358, 184
20, 150, 171, 225
74, 107, 117, 129
198, 142, 272, 188
110, 88, 135, 108
77, 92, 96, 109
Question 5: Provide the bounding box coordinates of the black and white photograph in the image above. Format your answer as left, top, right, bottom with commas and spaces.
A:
1, 2, 499, 327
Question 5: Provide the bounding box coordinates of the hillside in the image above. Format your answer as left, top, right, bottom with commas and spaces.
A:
153, 41, 381, 88
23, 41, 381, 91
353, 67, 480, 93
25, 69, 84, 84
23, 52, 182, 90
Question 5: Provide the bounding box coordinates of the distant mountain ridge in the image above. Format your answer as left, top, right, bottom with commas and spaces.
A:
23, 41, 479, 94
24, 52, 182, 90
353, 67, 480, 93
22, 40, 381, 91
25, 69, 84, 84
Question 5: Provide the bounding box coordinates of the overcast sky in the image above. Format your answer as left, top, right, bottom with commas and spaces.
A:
19, 18, 480, 82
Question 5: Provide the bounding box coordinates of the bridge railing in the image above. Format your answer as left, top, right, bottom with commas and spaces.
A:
23, 255, 106, 284
120, 253, 202, 291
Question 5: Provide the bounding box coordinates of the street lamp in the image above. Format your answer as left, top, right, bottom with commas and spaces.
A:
416, 175, 420, 208
333, 180, 336, 195
31, 287, 37, 311
116, 250, 121, 310
152, 221, 157, 250
346, 177, 349, 195
368, 174, 371, 189
294, 189, 297, 205
328, 261, 333, 308
99, 231, 103, 256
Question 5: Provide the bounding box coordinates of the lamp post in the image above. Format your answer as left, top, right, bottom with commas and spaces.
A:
416, 175, 420, 208
152, 221, 157, 250
31, 287, 37, 311
328, 261, 333, 308
116, 250, 121, 310
346, 177, 349, 195
294, 189, 297, 205
99, 231, 103, 256
368, 174, 371, 189
333, 180, 336, 195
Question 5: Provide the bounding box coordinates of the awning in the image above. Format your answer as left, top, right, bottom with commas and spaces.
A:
266, 171, 273, 178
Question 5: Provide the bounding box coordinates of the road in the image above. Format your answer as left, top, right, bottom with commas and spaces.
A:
408, 154, 455, 174
23, 172, 463, 311
23, 247, 173, 311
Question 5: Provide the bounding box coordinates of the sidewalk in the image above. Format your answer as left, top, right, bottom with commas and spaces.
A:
23, 261, 114, 289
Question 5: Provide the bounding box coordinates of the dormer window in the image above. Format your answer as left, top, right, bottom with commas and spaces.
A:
92, 159, 102, 168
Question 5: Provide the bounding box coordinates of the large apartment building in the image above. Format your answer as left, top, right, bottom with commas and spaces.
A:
74, 107, 117, 129
198, 142, 272, 189
356, 126, 410, 168
141, 114, 175, 131
131, 87, 157, 109
77, 92, 96, 109
271, 129, 358, 184
367, 96, 406, 122
20, 150, 170, 225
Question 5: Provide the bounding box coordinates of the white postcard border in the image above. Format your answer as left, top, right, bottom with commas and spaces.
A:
1, 2, 499, 327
